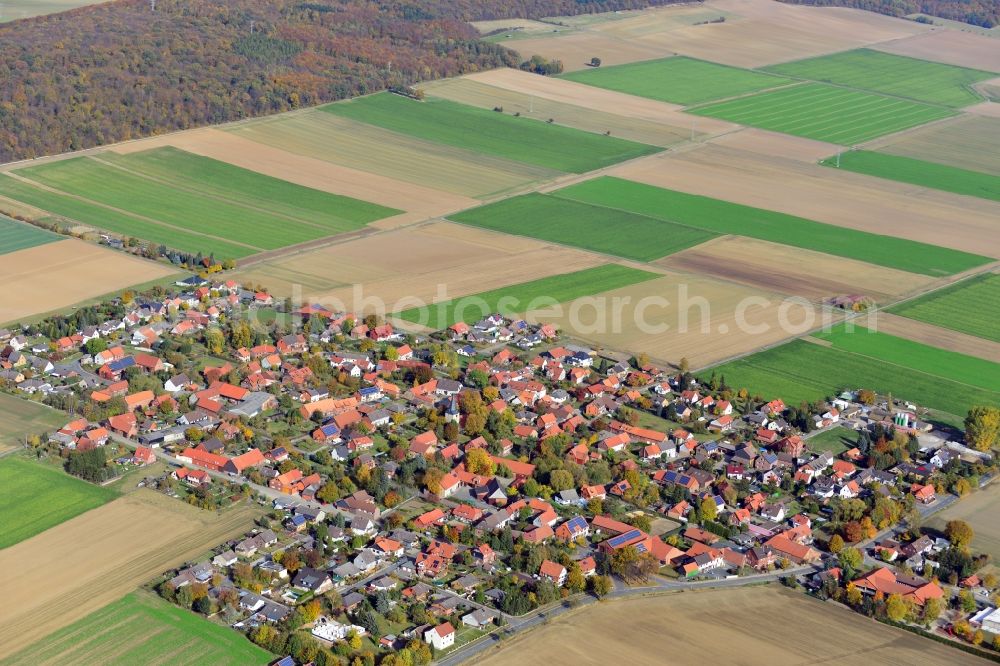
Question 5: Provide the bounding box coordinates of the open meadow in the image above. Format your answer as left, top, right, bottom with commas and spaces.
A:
888, 273, 1000, 343
0, 215, 59, 255
869, 115, 1000, 177
2, 591, 272, 666
0, 456, 116, 549
823, 151, 1000, 202
0, 490, 261, 659
927, 482, 1000, 562
0, 394, 67, 452
476, 585, 984, 666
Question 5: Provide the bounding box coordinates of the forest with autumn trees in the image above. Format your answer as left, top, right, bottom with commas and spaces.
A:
781, 0, 1000, 28
0, 0, 673, 162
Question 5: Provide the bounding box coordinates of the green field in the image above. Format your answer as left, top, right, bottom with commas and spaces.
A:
396, 263, 660, 329
0, 456, 117, 549
691, 82, 955, 145
560, 56, 792, 105
551, 177, 990, 275
806, 426, 858, 455
2, 591, 273, 666
2, 149, 399, 259
0, 215, 61, 255
0, 0, 105, 22
765, 49, 992, 108
822, 150, 1000, 203
449, 192, 717, 262
321, 93, 661, 173
0, 393, 68, 450
706, 326, 1000, 417
888, 273, 1000, 343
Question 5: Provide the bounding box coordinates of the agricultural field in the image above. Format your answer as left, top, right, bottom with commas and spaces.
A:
0, 393, 67, 451
448, 193, 717, 262
321, 93, 660, 173
2, 591, 272, 666
927, 482, 1000, 562
870, 115, 1000, 177
871, 313, 1000, 365
0, 0, 105, 23
872, 29, 1000, 73
888, 273, 1000, 343
0, 456, 116, 549
0, 491, 261, 659
560, 56, 792, 105
806, 426, 858, 455
765, 49, 994, 108
553, 177, 990, 276
0, 215, 60, 255
690, 82, 956, 145
823, 150, 1000, 202
394, 263, 660, 329
477, 585, 980, 666
0, 238, 179, 325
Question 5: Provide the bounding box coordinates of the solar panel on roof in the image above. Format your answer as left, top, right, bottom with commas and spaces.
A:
607, 529, 642, 548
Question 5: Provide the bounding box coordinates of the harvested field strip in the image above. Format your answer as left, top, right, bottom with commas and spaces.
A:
0, 215, 60, 255
2, 591, 272, 666
396, 263, 660, 329
822, 151, 1000, 203
888, 273, 1000, 343
764, 48, 992, 108
448, 193, 718, 262
872, 115, 1000, 177
554, 177, 990, 276
321, 93, 661, 173
872, 313, 1000, 364
0, 457, 116, 549
691, 82, 955, 145
0, 174, 257, 259
560, 56, 793, 105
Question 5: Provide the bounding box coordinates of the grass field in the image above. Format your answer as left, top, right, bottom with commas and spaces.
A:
0, 215, 60, 256
691, 82, 955, 145
806, 426, 858, 455
552, 177, 991, 276
822, 150, 1000, 202
765, 49, 993, 108
560, 56, 792, 105
888, 273, 1000, 343
448, 192, 717, 262
706, 327, 1000, 417
0, 393, 68, 450
2, 591, 272, 666
321, 93, 661, 173
395, 263, 660, 329
0, 456, 117, 550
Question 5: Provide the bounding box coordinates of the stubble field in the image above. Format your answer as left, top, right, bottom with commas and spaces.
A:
871, 312, 1000, 364
866, 114, 1000, 176
927, 482, 1000, 562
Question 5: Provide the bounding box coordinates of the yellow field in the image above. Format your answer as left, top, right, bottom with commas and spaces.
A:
477, 585, 988, 665
0, 491, 261, 659
869, 115, 1000, 177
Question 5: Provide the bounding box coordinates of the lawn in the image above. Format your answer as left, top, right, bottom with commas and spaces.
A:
552, 177, 990, 276
806, 426, 858, 455
0, 456, 117, 549
560, 56, 792, 105
690, 82, 955, 145
822, 150, 1000, 203
2, 591, 273, 666
0, 392, 68, 449
888, 273, 1000, 343
765, 49, 992, 108
395, 263, 660, 329
448, 192, 717, 262
0, 214, 61, 255
321, 93, 661, 173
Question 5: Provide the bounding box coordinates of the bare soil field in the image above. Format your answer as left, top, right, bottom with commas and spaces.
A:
871, 312, 1000, 363
0, 239, 178, 325
540, 273, 805, 368
223, 111, 562, 199
658, 236, 935, 303
870, 115, 1000, 176
610, 145, 1000, 257
873, 29, 1000, 73
233, 221, 603, 314
0, 491, 260, 660
707, 127, 841, 162
476, 585, 988, 665
967, 101, 1000, 117
111, 128, 476, 221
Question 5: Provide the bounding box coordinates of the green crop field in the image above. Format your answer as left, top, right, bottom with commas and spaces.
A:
0, 456, 117, 549
560, 57, 792, 105
0, 393, 68, 450
690, 82, 955, 145
0, 215, 61, 256
396, 263, 660, 329
2, 591, 273, 666
889, 273, 1000, 343
822, 150, 1000, 203
765, 49, 992, 108
449, 192, 717, 262
553, 177, 990, 276
321, 93, 661, 173
706, 327, 1000, 417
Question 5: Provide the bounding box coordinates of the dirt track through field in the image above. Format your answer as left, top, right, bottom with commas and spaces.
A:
872, 312, 1000, 363
0, 491, 259, 659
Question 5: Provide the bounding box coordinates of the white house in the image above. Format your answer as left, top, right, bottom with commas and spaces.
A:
424, 622, 455, 650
